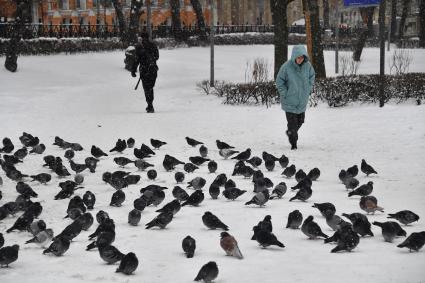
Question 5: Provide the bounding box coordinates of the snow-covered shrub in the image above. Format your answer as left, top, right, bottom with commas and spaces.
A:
339, 53, 360, 76
245, 57, 270, 83
388, 48, 413, 75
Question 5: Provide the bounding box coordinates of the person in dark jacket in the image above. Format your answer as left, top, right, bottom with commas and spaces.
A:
276, 45, 315, 150
131, 33, 159, 113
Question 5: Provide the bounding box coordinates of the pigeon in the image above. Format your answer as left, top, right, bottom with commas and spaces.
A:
95, 210, 110, 225
0, 244, 19, 267
3, 154, 22, 165
99, 245, 124, 264
181, 190, 204, 207
69, 160, 88, 174
186, 137, 203, 147
64, 208, 83, 220
373, 221, 407, 242
83, 191, 96, 210
30, 173, 51, 184
264, 160, 275, 171
64, 149, 75, 160
116, 252, 138, 275
91, 145, 108, 158
216, 140, 234, 149
325, 214, 346, 231
75, 213, 94, 231
133, 147, 152, 159
113, 157, 134, 167
346, 165, 358, 178
247, 156, 262, 168
289, 186, 312, 202
16, 181, 38, 198
156, 199, 181, 216
328, 225, 360, 253
359, 195, 384, 214
387, 210, 420, 225
172, 186, 189, 202
54, 220, 83, 241
202, 211, 229, 231
397, 231, 425, 252
291, 177, 312, 191
343, 177, 360, 190
25, 229, 54, 247
253, 177, 273, 193
134, 160, 154, 171
220, 232, 243, 259
245, 189, 269, 206
29, 144, 46, 155
307, 167, 321, 181
109, 190, 125, 207
199, 145, 208, 158
252, 226, 285, 248
348, 181, 374, 197
222, 187, 246, 201
0, 233, 4, 248
74, 174, 84, 185
231, 148, 251, 161
128, 209, 142, 226
278, 154, 289, 168
0, 137, 14, 153
109, 139, 127, 153
207, 160, 218, 173
182, 235, 196, 258
126, 138, 135, 148
361, 159, 378, 176
301, 216, 329, 239
338, 169, 348, 184
194, 261, 219, 282
0, 207, 7, 221
7, 213, 34, 233
219, 148, 239, 159
189, 156, 210, 166
312, 202, 336, 218
270, 182, 287, 199
184, 163, 199, 173
342, 213, 374, 237
14, 147, 28, 160
295, 169, 307, 182
187, 177, 207, 190
286, 210, 303, 229
213, 173, 228, 187
150, 138, 167, 149
43, 236, 70, 256
258, 215, 273, 233
20, 132, 39, 147
124, 174, 141, 186
145, 169, 156, 180
145, 211, 173, 229
209, 183, 220, 199
282, 164, 296, 178
174, 172, 185, 183
86, 230, 116, 250
140, 144, 155, 156
163, 154, 185, 171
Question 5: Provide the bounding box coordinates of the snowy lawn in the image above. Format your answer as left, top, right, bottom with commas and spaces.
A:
0, 45, 425, 283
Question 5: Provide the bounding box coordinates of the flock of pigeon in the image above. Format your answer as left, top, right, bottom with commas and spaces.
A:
0, 132, 424, 282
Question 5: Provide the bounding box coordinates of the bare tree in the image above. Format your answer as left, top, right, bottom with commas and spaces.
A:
4, 0, 31, 72
170, 0, 183, 41
420, 0, 425, 47
398, 0, 411, 43
322, 0, 330, 30
352, 6, 375, 62
190, 0, 207, 40
390, 0, 397, 42
270, 0, 294, 78
128, 0, 144, 45
111, 0, 129, 44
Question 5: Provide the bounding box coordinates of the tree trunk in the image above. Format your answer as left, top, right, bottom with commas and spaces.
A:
190, 0, 207, 40
419, 0, 425, 48
390, 0, 397, 42
4, 0, 31, 72
128, 0, 144, 45
270, 0, 293, 79
170, 0, 183, 41
322, 0, 330, 30
305, 0, 326, 78
398, 0, 411, 43
111, 0, 129, 44
352, 7, 374, 61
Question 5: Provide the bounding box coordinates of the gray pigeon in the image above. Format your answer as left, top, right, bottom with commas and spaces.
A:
245, 189, 269, 206
116, 252, 138, 275
301, 216, 329, 239
194, 261, 219, 282
0, 244, 19, 267
43, 237, 70, 256
187, 177, 206, 190
387, 210, 420, 225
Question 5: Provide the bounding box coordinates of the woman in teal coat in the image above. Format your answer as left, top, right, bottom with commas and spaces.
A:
276, 45, 315, 150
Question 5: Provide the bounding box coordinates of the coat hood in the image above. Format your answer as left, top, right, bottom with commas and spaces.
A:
290, 45, 309, 63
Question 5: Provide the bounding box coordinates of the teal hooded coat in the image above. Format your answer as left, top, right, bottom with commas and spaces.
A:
276, 45, 315, 114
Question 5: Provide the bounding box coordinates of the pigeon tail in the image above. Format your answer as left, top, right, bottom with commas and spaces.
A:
232, 245, 244, 259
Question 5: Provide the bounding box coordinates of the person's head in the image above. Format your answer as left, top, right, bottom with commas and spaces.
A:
140, 32, 150, 42
295, 55, 305, 65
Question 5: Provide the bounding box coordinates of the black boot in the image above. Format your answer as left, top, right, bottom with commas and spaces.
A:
286, 130, 297, 150
146, 104, 154, 113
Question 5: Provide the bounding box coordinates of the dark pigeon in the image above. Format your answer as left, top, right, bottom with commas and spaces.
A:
182, 235, 196, 258
202, 211, 229, 231
286, 210, 303, 229
361, 159, 378, 176
116, 252, 138, 275
194, 261, 219, 282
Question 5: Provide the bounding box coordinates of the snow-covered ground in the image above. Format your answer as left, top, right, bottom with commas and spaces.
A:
0, 45, 425, 283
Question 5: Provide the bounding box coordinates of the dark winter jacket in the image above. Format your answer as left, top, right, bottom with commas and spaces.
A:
132, 40, 159, 75
276, 45, 315, 114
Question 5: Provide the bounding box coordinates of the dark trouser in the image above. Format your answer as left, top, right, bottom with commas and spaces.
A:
285, 112, 305, 146
141, 69, 157, 107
